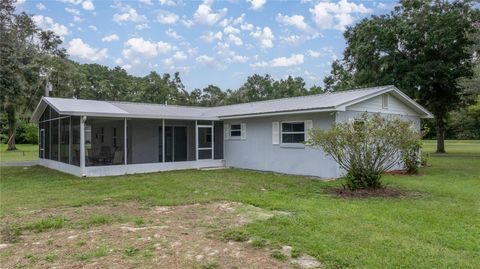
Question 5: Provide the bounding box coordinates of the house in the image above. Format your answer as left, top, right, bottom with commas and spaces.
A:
31, 85, 433, 178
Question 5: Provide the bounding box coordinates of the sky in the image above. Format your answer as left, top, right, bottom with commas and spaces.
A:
15, 0, 397, 92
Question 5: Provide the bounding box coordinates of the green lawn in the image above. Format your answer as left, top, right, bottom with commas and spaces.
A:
1, 141, 479, 268
0, 144, 38, 162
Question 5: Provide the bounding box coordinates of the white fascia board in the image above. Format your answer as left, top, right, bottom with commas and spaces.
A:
218, 107, 337, 120
59, 111, 219, 121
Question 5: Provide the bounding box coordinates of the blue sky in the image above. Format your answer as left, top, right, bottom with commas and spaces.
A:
16, 0, 396, 91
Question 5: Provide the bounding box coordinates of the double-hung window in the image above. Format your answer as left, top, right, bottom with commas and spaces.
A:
281, 122, 305, 144
230, 124, 241, 137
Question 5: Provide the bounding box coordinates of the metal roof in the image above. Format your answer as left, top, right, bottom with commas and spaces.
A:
31, 85, 433, 123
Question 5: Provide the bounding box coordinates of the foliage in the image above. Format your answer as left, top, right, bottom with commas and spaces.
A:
324, 0, 480, 153
402, 143, 421, 174
0, 0, 66, 150
16, 122, 38, 144
307, 113, 422, 189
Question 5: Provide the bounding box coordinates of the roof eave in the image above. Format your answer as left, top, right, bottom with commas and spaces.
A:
218, 107, 337, 119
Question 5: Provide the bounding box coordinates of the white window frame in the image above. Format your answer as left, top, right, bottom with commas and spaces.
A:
280, 121, 305, 145
230, 124, 242, 138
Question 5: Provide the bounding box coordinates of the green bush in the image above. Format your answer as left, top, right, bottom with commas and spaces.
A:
307, 113, 422, 190
402, 144, 421, 174
18, 123, 38, 144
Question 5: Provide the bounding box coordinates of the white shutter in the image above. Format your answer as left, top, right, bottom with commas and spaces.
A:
272, 121, 280, 145
304, 120, 313, 141
224, 123, 230, 140
241, 123, 247, 140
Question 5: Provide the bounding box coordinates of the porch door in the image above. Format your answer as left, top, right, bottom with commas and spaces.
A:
197, 126, 213, 159
164, 126, 187, 162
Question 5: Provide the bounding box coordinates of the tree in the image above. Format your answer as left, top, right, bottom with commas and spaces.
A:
0, 0, 66, 150
324, 0, 479, 153
307, 113, 422, 190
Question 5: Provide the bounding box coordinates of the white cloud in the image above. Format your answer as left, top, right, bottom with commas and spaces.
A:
165, 28, 181, 39
122, 38, 172, 59
36, 3, 46, 10
181, 19, 194, 28
139, 0, 153, 5
194, 0, 228, 25
200, 31, 223, 43
159, 0, 176, 6
309, 0, 371, 31
248, 0, 266, 10
227, 34, 243, 46
234, 14, 254, 31
224, 25, 240, 34
173, 51, 187, 61
122, 64, 132, 70
157, 10, 179, 24
65, 7, 80, 15
115, 58, 123, 65
280, 35, 302, 46
102, 34, 119, 42
136, 23, 150, 30
196, 54, 224, 69
250, 26, 274, 48
82, 0, 94, 11
73, 15, 83, 22
307, 49, 321, 58
113, 5, 147, 24
230, 55, 248, 63
196, 54, 214, 64
67, 38, 108, 61
32, 15, 69, 37
276, 13, 315, 34
88, 25, 97, 31
251, 54, 304, 68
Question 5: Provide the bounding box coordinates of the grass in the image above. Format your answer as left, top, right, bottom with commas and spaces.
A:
0, 144, 38, 162
0, 140, 479, 268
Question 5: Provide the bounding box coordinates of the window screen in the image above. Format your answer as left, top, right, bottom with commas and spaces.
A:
281, 122, 305, 144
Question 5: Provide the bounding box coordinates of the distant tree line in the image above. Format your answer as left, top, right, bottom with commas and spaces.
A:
1, 0, 479, 151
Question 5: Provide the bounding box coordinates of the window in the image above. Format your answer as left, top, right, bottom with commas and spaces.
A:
230, 124, 241, 137
281, 122, 305, 144
382, 94, 389, 109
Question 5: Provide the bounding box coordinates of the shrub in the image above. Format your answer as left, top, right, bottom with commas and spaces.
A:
402, 143, 421, 174
307, 113, 422, 190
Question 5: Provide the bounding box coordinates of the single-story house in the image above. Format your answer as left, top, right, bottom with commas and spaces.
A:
31, 85, 433, 178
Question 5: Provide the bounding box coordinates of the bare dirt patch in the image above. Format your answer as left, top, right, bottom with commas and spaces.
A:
326, 187, 406, 198
0, 202, 321, 268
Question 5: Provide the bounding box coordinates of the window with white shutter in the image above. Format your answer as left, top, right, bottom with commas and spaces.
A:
240, 123, 246, 140
304, 120, 313, 141
224, 123, 230, 140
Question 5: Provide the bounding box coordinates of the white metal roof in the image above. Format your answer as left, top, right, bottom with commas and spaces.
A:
31, 85, 433, 123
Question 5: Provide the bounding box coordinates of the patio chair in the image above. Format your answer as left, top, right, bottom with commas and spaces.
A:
112, 150, 124, 165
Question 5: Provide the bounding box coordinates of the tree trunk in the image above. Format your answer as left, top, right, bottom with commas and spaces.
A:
435, 112, 446, 153
6, 103, 17, 151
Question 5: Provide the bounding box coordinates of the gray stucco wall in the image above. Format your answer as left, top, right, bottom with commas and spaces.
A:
223, 112, 340, 178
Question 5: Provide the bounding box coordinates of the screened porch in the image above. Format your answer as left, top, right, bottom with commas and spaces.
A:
37, 106, 224, 177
